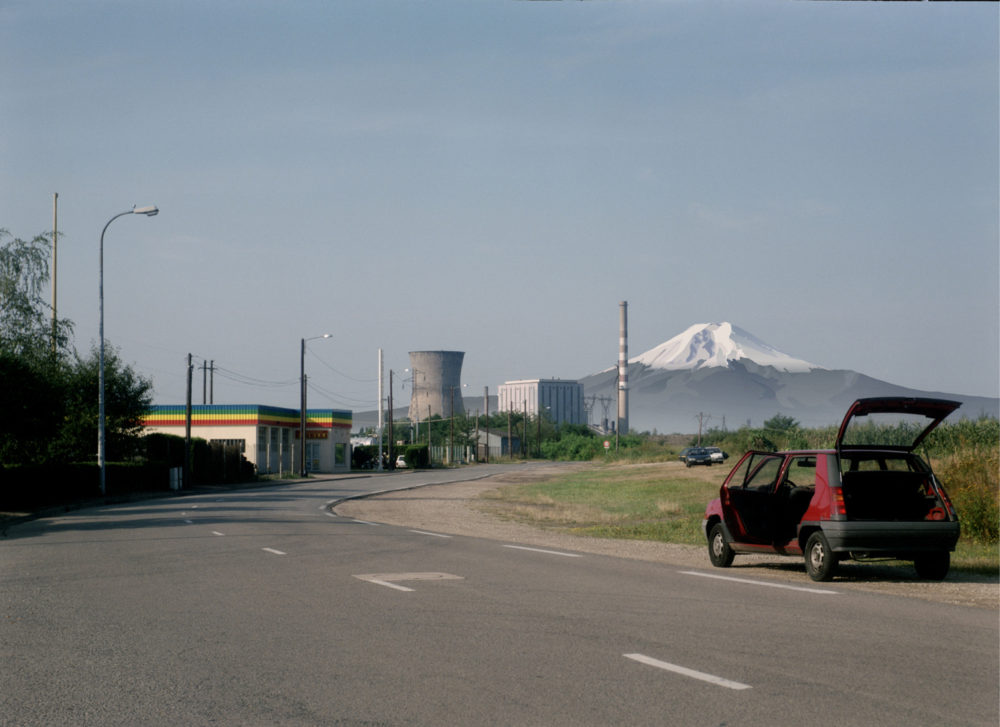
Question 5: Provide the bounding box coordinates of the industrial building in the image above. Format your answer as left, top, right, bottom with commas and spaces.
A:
497, 379, 585, 426
143, 404, 352, 475
407, 350, 466, 421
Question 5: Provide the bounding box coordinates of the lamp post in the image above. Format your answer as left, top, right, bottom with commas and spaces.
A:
98, 205, 158, 496
300, 333, 332, 477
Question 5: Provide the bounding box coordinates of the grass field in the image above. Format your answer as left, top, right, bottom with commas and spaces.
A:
477, 461, 999, 575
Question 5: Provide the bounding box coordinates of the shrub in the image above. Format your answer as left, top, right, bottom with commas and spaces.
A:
935, 448, 999, 545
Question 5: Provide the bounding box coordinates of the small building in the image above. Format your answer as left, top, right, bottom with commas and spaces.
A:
143, 404, 352, 475
497, 379, 585, 426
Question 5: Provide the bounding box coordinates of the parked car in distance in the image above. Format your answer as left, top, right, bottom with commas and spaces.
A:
684, 447, 714, 467
706, 447, 729, 463
702, 397, 962, 581
678, 447, 694, 463
395, 454, 408, 469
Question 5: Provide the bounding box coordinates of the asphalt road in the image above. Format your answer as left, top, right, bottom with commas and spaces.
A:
2, 465, 997, 726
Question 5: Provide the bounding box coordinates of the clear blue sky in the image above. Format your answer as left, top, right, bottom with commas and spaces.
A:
3, 0, 997, 414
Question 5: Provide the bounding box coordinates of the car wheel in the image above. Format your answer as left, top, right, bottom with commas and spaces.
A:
804, 531, 837, 581
708, 524, 735, 568
686, 461, 692, 468
914, 552, 950, 580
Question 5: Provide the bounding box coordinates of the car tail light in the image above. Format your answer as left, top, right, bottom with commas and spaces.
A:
934, 482, 958, 519
926, 507, 946, 521
831, 486, 847, 517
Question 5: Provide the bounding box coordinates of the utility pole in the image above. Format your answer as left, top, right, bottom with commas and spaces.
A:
696, 412, 711, 445
51, 193, 58, 354
184, 354, 193, 489
484, 386, 489, 464
201, 360, 208, 404
388, 369, 394, 469
523, 398, 528, 459
449, 386, 455, 464
377, 349, 384, 470
209, 360, 214, 404
507, 409, 512, 460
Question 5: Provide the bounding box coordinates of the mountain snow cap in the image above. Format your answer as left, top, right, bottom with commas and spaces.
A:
632, 322, 820, 373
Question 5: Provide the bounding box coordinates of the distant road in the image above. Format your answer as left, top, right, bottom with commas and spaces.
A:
3, 465, 997, 726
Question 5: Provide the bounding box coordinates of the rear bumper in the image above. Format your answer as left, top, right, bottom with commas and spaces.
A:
821, 520, 960, 555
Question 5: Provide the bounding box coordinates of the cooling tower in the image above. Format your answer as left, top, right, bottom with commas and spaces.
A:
408, 351, 465, 421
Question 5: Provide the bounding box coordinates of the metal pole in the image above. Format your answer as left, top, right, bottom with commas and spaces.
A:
388, 370, 394, 468
97, 205, 157, 496
377, 349, 384, 471
184, 354, 192, 488
98, 210, 131, 496
484, 386, 489, 464
51, 193, 57, 354
300, 337, 307, 477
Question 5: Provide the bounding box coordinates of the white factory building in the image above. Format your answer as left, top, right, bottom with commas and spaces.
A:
497, 379, 585, 426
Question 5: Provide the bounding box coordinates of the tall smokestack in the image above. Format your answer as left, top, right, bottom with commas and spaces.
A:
618, 301, 628, 435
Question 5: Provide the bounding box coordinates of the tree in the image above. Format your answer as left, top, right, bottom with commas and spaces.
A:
52, 345, 153, 462
0, 351, 66, 464
0, 229, 152, 466
0, 229, 72, 361
763, 413, 799, 432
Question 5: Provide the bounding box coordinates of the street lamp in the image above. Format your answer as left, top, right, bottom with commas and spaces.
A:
98, 205, 158, 496
300, 334, 332, 477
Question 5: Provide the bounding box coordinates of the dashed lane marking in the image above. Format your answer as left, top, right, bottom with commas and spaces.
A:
680, 570, 839, 595
624, 653, 752, 690
262, 547, 286, 556
503, 545, 583, 558
354, 572, 464, 592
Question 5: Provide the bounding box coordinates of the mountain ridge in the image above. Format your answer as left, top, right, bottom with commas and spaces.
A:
585, 323, 999, 433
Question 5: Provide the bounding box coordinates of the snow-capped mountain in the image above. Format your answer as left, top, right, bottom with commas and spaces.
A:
581, 322, 998, 433
632, 322, 819, 373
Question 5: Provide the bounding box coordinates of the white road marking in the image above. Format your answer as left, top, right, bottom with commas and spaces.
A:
184, 519, 193, 524
262, 547, 286, 556
503, 545, 583, 558
354, 572, 463, 592
624, 653, 752, 690
351, 519, 380, 526
409, 530, 452, 538
211, 531, 225, 536
680, 570, 839, 594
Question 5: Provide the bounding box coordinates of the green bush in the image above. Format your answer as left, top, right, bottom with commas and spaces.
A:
934, 445, 999, 545
402, 444, 429, 468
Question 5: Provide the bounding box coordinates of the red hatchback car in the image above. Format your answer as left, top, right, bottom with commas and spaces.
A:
703, 397, 962, 581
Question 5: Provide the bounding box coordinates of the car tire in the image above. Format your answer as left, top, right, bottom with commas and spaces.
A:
914, 552, 950, 580
804, 531, 837, 581
708, 524, 735, 568
686, 461, 692, 468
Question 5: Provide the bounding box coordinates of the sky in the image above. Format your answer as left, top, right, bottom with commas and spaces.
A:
2, 0, 997, 417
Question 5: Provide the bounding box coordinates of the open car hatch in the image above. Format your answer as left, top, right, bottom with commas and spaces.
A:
836, 397, 961, 452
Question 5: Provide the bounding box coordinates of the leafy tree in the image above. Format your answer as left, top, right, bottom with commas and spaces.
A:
0, 351, 66, 464
763, 413, 799, 432
1, 229, 152, 467
52, 345, 153, 462
0, 229, 72, 361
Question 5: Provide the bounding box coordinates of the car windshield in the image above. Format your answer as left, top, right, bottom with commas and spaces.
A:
840, 411, 941, 450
